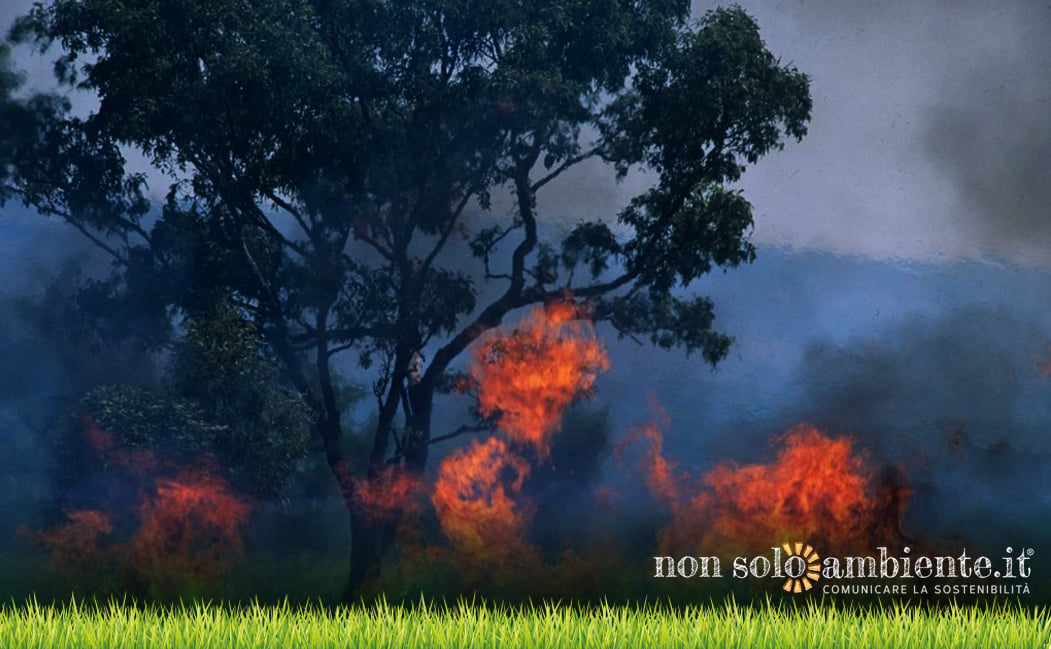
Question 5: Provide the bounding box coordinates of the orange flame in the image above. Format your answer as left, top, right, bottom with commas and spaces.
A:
401, 301, 615, 595
82, 415, 158, 477
471, 301, 609, 456
629, 417, 908, 557
431, 437, 540, 568
34, 417, 253, 595
355, 466, 424, 522
618, 402, 681, 502
127, 468, 253, 588
36, 510, 114, 572
428, 301, 608, 574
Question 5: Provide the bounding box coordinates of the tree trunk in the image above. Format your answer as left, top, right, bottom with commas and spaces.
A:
404, 380, 433, 474
344, 380, 435, 599
310, 413, 362, 602
346, 503, 385, 597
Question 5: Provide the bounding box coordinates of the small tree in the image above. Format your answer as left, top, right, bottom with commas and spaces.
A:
168, 307, 314, 496
2, 1, 811, 595
38, 307, 312, 597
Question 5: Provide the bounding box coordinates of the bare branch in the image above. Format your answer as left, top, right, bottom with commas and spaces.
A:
424, 145, 543, 384
238, 234, 284, 318
47, 207, 129, 265
264, 189, 314, 244
530, 147, 601, 193
355, 227, 396, 263
477, 218, 521, 281
328, 340, 357, 355
421, 189, 473, 272
385, 423, 493, 464
543, 268, 638, 300
182, 149, 309, 258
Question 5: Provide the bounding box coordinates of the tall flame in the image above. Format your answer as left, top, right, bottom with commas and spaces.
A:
471, 301, 609, 456
127, 468, 253, 590
36, 510, 114, 580
355, 466, 424, 522
425, 301, 607, 583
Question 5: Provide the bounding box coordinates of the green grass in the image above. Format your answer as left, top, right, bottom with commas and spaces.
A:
0, 597, 1047, 648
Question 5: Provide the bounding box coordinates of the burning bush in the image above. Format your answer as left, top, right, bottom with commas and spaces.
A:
33, 411, 254, 598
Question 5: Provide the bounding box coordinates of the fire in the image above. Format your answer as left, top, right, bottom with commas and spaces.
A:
355, 466, 424, 522
33, 417, 253, 596
397, 300, 913, 599
418, 301, 606, 586
618, 402, 681, 502
82, 414, 159, 478
127, 468, 253, 590
471, 301, 609, 456
36, 510, 114, 573
431, 437, 539, 567
628, 418, 908, 558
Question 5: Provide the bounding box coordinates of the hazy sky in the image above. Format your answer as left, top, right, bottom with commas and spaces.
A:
722, 0, 1051, 264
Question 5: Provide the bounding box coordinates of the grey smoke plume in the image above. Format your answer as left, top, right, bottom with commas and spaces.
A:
921, 3, 1051, 259
775, 304, 1051, 548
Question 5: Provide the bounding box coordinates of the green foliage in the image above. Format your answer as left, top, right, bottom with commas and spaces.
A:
65, 308, 313, 497
561, 222, 622, 280
168, 308, 313, 496
77, 384, 225, 455
0, 8, 813, 588
601, 290, 730, 363
1, 1, 811, 373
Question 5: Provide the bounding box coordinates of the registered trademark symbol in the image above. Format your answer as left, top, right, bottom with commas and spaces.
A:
1028, 548, 1035, 557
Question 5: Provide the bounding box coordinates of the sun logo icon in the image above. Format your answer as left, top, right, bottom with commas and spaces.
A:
781, 542, 822, 593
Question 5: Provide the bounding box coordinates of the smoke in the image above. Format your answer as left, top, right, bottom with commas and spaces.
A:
789, 304, 1051, 548
524, 406, 613, 557
797, 306, 1049, 453
920, 3, 1051, 260
0, 206, 164, 600
571, 246, 1051, 589
0, 208, 146, 423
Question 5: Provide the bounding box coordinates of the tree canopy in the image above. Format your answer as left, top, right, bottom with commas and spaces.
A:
1, 0, 811, 593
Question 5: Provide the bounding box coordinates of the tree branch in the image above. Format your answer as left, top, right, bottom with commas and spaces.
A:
424, 145, 542, 384
354, 227, 396, 263
385, 423, 492, 464
548, 267, 638, 300
530, 147, 601, 193
421, 189, 473, 272
264, 189, 314, 250
61, 213, 129, 265
315, 303, 342, 429
370, 346, 408, 472
326, 342, 353, 356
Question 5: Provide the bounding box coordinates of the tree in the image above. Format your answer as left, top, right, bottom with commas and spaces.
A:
1, 0, 811, 596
